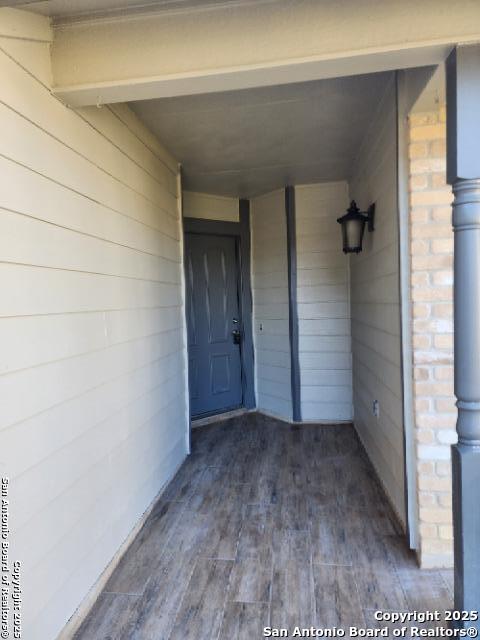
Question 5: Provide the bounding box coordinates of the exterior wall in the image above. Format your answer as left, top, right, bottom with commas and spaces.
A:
182, 190, 239, 221
409, 105, 455, 568
349, 77, 406, 526
251, 189, 292, 420
0, 14, 188, 640
295, 182, 352, 422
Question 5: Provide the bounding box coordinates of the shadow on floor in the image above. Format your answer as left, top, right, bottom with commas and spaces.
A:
75, 413, 453, 639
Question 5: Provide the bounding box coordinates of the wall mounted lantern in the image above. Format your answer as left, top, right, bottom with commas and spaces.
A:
337, 200, 375, 254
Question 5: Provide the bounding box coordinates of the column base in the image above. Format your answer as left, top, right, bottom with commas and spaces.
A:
452, 443, 480, 624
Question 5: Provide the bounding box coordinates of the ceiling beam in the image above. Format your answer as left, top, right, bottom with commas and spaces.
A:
55, 45, 453, 107
0, 6, 52, 41
48, 0, 480, 106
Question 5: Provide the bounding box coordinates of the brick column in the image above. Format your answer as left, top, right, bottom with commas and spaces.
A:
409, 105, 455, 568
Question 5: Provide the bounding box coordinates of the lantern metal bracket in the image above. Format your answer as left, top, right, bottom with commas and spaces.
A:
366, 203, 375, 232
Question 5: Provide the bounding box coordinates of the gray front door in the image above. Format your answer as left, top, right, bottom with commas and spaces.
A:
185, 233, 243, 417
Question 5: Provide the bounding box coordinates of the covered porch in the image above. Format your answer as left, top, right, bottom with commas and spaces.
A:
2, 3, 480, 639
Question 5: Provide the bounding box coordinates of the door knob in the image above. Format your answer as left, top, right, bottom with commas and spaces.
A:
232, 329, 241, 345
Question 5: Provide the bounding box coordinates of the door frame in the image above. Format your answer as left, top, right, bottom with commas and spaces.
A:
183, 205, 256, 420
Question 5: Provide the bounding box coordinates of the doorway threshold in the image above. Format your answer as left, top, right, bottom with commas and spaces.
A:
191, 407, 252, 429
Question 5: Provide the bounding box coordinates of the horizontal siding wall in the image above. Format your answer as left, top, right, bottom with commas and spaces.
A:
295, 182, 352, 422
182, 190, 239, 221
0, 12, 188, 640
349, 76, 406, 526
251, 189, 292, 420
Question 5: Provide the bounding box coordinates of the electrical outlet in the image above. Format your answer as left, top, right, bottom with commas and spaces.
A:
373, 400, 380, 418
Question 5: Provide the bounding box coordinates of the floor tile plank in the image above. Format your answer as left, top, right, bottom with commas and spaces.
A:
219, 602, 270, 640
353, 567, 408, 610
103, 500, 185, 595
313, 564, 365, 629
310, 505, 353, 566
398, 569, 453, 611
169, 558, 233, 640
121, 551, 197, 640
73, 593, 139, 639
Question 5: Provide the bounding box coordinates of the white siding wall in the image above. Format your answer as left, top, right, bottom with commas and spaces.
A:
349, 77, 406, 525
295, 182, 352, 422
0, 12, 188, 640
182, 190, 239, 221
251, 189, 292, 420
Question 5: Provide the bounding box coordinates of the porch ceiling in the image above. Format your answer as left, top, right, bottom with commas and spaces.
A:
130, 72, 393, 198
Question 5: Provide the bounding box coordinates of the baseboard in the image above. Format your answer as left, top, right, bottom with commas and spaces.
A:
292, 419, 353, 426
192, 408, 352, 430
256, 408, 352, 428
255, 408, 292, 425
56, 453, 187, 639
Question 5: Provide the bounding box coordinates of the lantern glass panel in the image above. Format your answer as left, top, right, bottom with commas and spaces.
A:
345, 217, 365, 252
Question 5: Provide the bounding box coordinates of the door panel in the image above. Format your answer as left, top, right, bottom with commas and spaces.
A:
185, 233, 243, 417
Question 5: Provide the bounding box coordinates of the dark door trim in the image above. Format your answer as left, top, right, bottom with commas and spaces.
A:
239, 200, 255, 409
183, 212, 256, 414
285, 186, 302, 422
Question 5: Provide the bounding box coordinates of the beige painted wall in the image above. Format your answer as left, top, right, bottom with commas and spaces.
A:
182, 190, 239, 222
295, 182, 352, 422
0, 12, 188, 639
349, 77, 406, 526
251, 189, 292, 420
409, 104, 455, 568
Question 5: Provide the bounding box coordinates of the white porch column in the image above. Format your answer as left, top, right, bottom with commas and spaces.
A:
446, 44, 480, 619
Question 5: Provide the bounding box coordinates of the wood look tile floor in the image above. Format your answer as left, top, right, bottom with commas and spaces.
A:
75, 413, 453, 640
